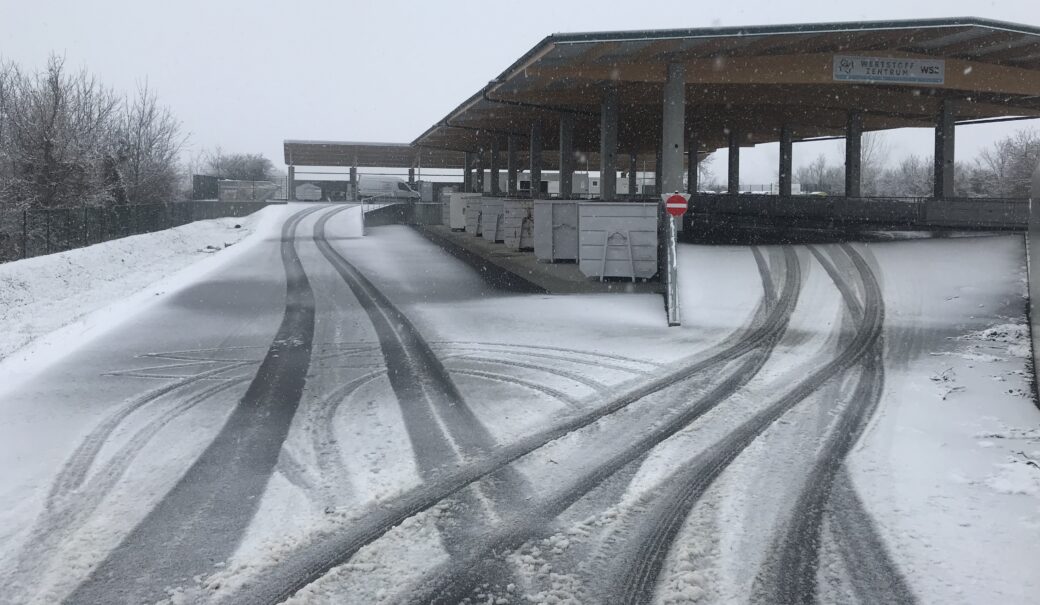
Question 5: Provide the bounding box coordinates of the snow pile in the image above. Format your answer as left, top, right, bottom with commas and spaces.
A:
959, 322, 1032, 359
985, 453, 1040, 497
0, 208, 278, 364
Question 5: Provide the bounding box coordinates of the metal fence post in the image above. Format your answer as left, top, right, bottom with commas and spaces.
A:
22, 209, 27, 259
45, 211, 51, 254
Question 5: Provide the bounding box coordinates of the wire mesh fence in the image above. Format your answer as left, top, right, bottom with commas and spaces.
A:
0, 201, 282, 264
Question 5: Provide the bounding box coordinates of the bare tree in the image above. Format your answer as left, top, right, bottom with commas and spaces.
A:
205, 150, 274, 181
1, 55, 119, 208
977, 128, 1040, 198
115, 82, 185, 204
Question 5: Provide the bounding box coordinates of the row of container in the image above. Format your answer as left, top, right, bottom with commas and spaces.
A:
446, 193, 659, 280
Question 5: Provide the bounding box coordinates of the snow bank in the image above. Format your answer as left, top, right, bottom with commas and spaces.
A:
0, 205, 287, 388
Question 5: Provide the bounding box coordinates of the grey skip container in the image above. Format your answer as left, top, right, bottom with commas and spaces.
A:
480, 198, 506, 242
465, 197, 483, 236
578, 201, 658, 280
534, 200, 579, 262
502, 199, 534, 250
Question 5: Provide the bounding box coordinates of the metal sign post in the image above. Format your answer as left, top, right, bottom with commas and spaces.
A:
662, 192, 689, 327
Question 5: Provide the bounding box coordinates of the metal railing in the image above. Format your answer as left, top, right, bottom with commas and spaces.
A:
0, 200, 282, 264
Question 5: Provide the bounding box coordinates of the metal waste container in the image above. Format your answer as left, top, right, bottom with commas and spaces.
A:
578, 201, 658, 280
480, 198, 505, 242
503, 199, 534, 251
534, 200, 579, 262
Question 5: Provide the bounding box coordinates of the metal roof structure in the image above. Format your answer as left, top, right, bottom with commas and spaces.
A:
413, 17, 1040, 155
286, 18, 1040, 168
283, 140, 467, 169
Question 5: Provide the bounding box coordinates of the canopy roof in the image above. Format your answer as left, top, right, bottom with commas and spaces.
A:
287, 18, 1040, 168
414, 17, 1040, 155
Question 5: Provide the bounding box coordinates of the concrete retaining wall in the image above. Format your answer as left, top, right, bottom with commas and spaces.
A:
687, 194, 1027, 230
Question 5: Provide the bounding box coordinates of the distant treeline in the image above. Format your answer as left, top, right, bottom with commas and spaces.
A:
794, 129, 1040, 198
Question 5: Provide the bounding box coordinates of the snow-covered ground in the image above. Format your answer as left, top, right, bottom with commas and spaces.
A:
1, 205, 1038, 605
0, 205, 286, 391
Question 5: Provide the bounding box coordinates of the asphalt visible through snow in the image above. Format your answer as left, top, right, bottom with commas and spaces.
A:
4, 202, 999, 605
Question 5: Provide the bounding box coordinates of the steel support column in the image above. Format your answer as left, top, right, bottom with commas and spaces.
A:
934, 99, 956, 200
490, 141, 501, 195
728, 130, 740, 195
530, 122, 543, 199
629, 153, 638, 196
687, 133, 698, 194
288, 166, 296, 200
559, 113, 575, 199
661, 63, 686, 195
845, 111, 863, 197
463, 152, 473, 193
599, 86, 619, 200
349, 165, 358, 201
779, 125, 793, 197
507, 135, 519, 196
475, 150, 485, 194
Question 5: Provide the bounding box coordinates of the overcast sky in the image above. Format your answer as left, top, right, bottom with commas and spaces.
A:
3, 0, 1038, 184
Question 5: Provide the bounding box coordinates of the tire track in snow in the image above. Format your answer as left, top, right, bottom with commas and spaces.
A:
44, 361, 251, 513
64, 203, 327, 605
300, 348, 618, 504
218, 245, 793, 605
754, 244, 912, 605
398, 247, 802, 605
310, 205, 532, 573
436, 344, 659, 375
429, 341, 662, 371
606, 243, 884, 605
828, 468, 917, 604
2, 374, 250, 602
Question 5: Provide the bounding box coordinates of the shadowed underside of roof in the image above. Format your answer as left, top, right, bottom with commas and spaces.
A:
288, 18, 1040, 168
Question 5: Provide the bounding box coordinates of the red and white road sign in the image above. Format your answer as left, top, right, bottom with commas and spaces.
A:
662, 193, 689, 217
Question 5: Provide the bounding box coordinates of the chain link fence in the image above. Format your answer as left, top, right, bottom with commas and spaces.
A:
0, 201, 283, 264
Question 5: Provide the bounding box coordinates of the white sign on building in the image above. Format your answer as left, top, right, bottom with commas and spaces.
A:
833, 55, 945, 85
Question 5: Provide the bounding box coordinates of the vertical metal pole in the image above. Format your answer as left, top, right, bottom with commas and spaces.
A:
490, 140, 501, 195
507, 135, 518, 196
629, 153, 638, 197
687, 133, 699, 194
463, 152, 473, 193
728, 129, 741, 195
45, 211, 50, 254
845, 111, 863, 198
530, 122, 543, 199
22, 209, 27, 259
599, 85, 619, 200
934, 98, 956, 200
665, 206, 680, 327
559, 113, 575, 198
779, 125, 793, 197
661, 62, 686, 195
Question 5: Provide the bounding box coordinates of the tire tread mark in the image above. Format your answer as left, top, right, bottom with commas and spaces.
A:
613, 243, 884, 605
218, 245, 794, 605
64, 204, 325, 605
403, 248, 802, 605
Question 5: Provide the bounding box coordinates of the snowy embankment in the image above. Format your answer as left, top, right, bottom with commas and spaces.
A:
0, 205, 286, 376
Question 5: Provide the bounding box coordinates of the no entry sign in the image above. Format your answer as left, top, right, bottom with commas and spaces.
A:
663, 193, 689, 217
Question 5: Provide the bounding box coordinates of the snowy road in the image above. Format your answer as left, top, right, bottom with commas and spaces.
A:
0, 204, 1037, 605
